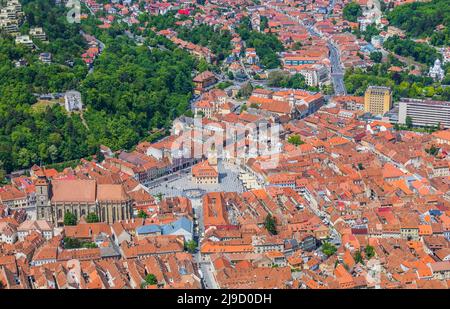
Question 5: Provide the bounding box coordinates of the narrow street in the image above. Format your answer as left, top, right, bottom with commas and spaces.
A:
328, 42, 347, 95
281, 3, 347, 96
191, 198, 219, 289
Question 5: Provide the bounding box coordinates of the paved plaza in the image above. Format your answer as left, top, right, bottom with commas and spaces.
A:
147, 160, 245, 199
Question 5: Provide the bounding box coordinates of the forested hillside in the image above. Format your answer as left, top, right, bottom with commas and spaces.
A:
387, 0, 450, 46
0, 1, 196, 177
80, 35, 195, 150
383, 36, 440, 66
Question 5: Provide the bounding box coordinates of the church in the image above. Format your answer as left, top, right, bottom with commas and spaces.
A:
35, 175, 132, 226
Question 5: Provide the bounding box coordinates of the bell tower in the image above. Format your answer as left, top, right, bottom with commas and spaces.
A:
35, 175, 52, 221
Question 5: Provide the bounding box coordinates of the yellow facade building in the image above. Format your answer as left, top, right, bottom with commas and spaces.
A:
364, 86, 392, 115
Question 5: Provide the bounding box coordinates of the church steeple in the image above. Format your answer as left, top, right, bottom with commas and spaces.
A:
35, 175, 51, 221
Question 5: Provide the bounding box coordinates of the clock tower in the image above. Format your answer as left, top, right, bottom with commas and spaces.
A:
35, 175, 52, 221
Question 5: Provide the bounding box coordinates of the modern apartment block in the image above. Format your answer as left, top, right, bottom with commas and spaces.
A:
0, 0, 22, 35
364, 86, 393, 116
398, 98, 450, 128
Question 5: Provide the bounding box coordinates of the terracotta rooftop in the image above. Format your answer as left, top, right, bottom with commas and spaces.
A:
51, 179, 96, 203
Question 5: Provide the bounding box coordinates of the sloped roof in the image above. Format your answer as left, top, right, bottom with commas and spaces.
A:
136, 224, 161, 235
51, 180, 96, 203
161, 217, 193, 235
97, 184, 129, 202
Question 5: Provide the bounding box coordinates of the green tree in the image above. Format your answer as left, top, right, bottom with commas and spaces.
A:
64, 237, 81, 249
264, 214, 277, 235
260, 16, 269, 31
268, 70, 290, 87
48, 145, 58, 163
0, 160, 6, 183
137, 210, 148, 219
82, 242, 98, 248
425, 145, 440, 156
216, 81, 233, 90
0, 15, 197, 174
184, 110, 194, 118
197, 59, 209, 73
387, 0, 450, 40
365, 245, 375, 259
185, 239, 197, 253
85, 212, 99, 223
322, 242, 337, 257
177, 24, 233, 60
64, 212, 77, 226
287, 135, 305, 146
343, 2, 362, 22
383, 36, 439, 65
142, 274, 158, 288
405, 116, 413, 129
268, 71, 308, 89
362, 23, 381, 42
238, 82, 253, 99
354, 250, 364, 264
236, 17, 283, 69
321, 84, 334, 95
370, 51, 382, 63
95, 146, 105, 163
64, 237, 97, 249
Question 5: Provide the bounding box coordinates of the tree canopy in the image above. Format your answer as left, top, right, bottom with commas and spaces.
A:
141, 274, 158, 288
264, 214, 277, 235
383, 36, 440, 66
63, 237, 97, 249
343, 2, 363, 23
354, 250, 364, 264
177, 24, 232, 61
185, 240, 197, 253
63, 212, 77, 226
322, 242, 337, 257
369, 51, 382, 63
287, 135, 305, 146
387, 0, 450, 43
21, 0, 87, 64
237, 17, 284, 69
365, 245, 375, 259
85, 212, 99, 223
0, 2, 197, 178
137, 210, 148, 219
344, 60, 450, 101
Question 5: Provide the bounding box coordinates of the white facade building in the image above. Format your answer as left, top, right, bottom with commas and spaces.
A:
398, 98, 450, 129
64, 90, 83, 112
429, 59, 445, 81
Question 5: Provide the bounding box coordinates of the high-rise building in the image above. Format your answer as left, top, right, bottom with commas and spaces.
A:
398, 98, 450, 128
364, 86, 392, 116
